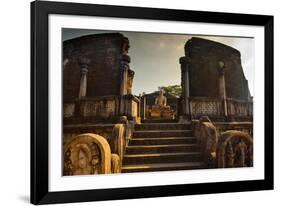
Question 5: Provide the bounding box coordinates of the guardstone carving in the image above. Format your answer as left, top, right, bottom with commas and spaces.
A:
217, 130, 253, 168
63, 133, 112, 175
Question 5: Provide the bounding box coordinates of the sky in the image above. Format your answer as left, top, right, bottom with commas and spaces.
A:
63, 29, 254, 96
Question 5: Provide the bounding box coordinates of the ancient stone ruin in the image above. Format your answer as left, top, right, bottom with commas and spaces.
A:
179, 37, 253, 122
63, 33, 140, 124
63, 34, 253, 175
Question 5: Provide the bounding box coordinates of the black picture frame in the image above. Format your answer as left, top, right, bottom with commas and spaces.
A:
31, 0, 274, 204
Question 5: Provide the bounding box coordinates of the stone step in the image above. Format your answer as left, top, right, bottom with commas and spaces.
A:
123, 152, 201, 165
128, 137, 197, 146
133, 130, 193, 138
121, 162, 205, 173
125, 144, 200, 154
135, 123, 191, 131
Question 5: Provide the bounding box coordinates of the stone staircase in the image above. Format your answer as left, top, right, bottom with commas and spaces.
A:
121, 122, 205, 173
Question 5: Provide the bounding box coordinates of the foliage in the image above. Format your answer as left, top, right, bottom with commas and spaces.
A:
159, 85, 182, 97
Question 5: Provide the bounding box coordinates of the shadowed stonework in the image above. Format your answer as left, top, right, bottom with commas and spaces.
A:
63, 33, 131, 98
185, 37, 251, 100
63, 31, 253, 175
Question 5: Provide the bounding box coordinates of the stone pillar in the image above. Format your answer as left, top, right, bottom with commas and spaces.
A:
120, 54, 130, 95
217, 61, 228, 117
179, 56, 191, 120
119, 54, 131, 115
141, 95, 146, 120
78, 58, 90, 98
127, 69, 135, 95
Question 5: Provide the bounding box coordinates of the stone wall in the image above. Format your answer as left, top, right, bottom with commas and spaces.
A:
185, 37, 251, 101
63, 33, 129, 99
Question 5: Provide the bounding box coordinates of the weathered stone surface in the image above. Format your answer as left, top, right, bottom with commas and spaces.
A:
111, 154, 121, 173
63, 33, 132, 99
63, 133, 112, 175
214, 122, 253, 137
63, 33, 140, 124
127, 69, 135, 95
64, 103, 75, 118
79, 97, 117, 118
63, 124, 116, 146
121, 94, 140, 122
217, 130, 253, 168
184, 37, 251, 101
110, 124, 126, 161
193, 116, 218, 167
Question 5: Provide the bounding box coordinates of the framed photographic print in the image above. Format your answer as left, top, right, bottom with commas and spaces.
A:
31, 0, 274, 204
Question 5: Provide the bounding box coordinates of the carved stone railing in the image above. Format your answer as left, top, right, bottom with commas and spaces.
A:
110, 124, 126, 162
190, 97, 223, 119
189, 97, 253, 121
217, 130, 253, 168
63, 95, 120, 123
110, 117, 135, 165
193, 116, 253, 168
78, 96, 119, 119
63, 95, 141, 123
226, 98, 253, 119
193, 116, 218, 167
214, 122, 253, 137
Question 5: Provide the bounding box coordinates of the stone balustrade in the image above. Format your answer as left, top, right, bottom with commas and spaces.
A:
190, 97, 223, 119
189, 97, 253, 121
193, 116, 253, 169
63, 94, 141, 124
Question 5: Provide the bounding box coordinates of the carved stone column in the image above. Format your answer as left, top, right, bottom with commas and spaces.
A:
179, 56, 191, 120
119, 54, 131, 115
120, 54, 130, 95
78, 58, 90, 99
127, 69, 135, 95
217, 61, 228, 118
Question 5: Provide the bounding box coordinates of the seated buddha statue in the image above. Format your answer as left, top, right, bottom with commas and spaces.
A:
154, 89, 168, 108
150, 89, 174, 120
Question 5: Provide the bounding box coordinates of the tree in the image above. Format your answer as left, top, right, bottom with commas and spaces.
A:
159, 85, 182, 97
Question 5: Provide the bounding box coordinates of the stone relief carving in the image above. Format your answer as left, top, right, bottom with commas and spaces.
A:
63, 133, 112, 175
193, 116, 218, 167
217, 130, 253, 168
110, 124, 126, 161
